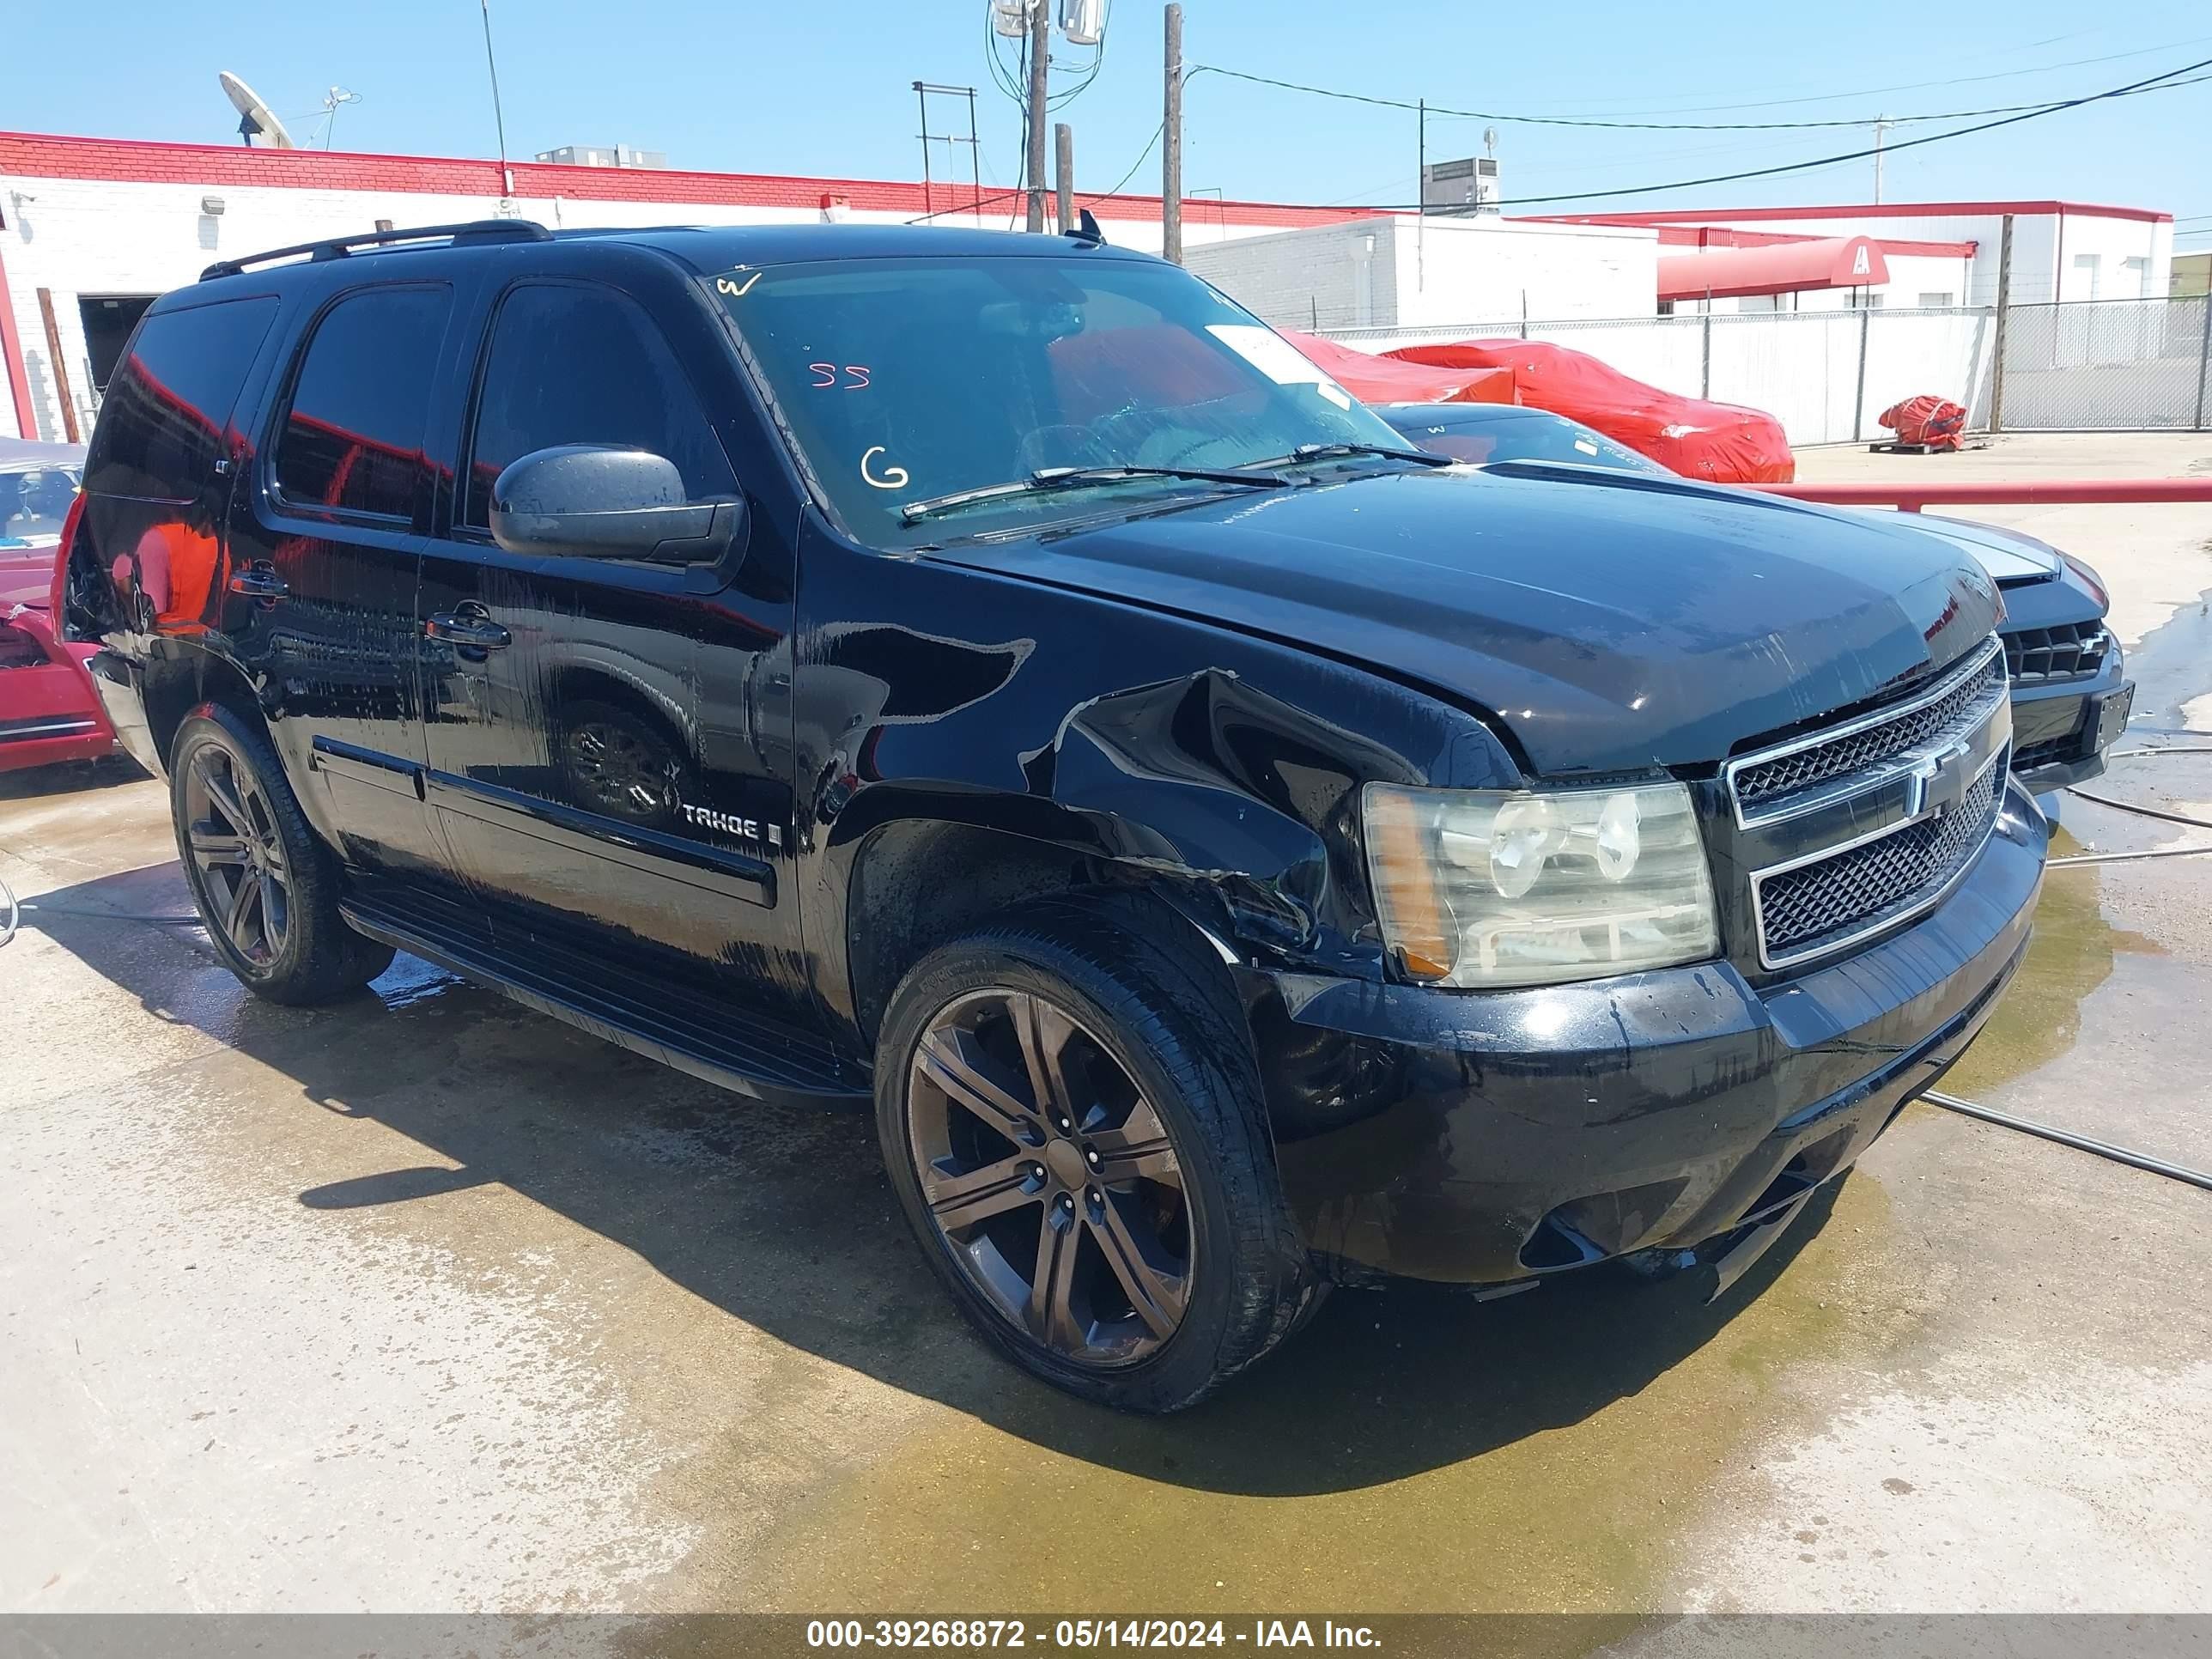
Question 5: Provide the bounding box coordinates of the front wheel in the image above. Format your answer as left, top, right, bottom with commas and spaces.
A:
875, 900, 1320, 1412
170, 704, 395, 1004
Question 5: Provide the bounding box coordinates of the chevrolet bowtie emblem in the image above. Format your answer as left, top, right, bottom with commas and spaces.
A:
1903, 738, 1973, 819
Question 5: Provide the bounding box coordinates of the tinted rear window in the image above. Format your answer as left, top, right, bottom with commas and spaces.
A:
275, 285, 451, 522
82, 297, 278, 500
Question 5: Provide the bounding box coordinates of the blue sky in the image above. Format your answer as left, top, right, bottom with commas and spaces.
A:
9, 1, 2209, 242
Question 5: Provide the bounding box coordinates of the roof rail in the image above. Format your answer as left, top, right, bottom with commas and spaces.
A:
200, 219, 553, 282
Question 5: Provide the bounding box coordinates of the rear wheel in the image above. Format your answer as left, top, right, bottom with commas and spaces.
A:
876, 900, 1319, 1412
170, 704, 394, 1004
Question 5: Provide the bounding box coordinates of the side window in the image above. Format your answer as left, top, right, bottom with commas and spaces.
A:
82, 297, 279, 501
463, 283, 737, 531
274, 286, 450, 522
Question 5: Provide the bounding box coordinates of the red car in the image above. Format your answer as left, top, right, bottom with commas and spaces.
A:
1, 439, 117, 772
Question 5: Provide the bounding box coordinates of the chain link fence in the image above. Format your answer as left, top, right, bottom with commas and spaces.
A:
1322, 307, 1997, 448
1993, 295, 2212, 431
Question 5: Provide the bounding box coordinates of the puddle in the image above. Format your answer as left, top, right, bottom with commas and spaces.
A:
693, 1178, 1921, 1619
1937, 828, 2163, 1099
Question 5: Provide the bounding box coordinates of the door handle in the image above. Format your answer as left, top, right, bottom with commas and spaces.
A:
424, 611, 511, 650
227, 562, 289, 599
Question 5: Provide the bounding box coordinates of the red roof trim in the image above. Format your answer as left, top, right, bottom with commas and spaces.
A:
0, 130, 1376, 230
1539, 199, 2170, 226
1652, 225, 1976, 257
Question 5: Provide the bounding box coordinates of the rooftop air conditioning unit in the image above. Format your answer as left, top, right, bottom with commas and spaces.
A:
1474, 155, 1502, 213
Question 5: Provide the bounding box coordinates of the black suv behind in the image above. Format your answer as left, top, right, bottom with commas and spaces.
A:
62, 220, 2044, 1411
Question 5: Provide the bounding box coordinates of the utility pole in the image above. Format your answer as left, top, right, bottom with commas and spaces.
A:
1163, 3, 1183, 264
1025, 0, 1051, 232
1055, 123, 1074, 233
1989, 213, 2015, 432
1416, 99, 1425, 291
1872, 114, 1892, 205
479, 0, 515, 200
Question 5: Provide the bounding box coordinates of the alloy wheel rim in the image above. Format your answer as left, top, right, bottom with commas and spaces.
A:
907, 988, 1194, 1369
183, 742, 291, 968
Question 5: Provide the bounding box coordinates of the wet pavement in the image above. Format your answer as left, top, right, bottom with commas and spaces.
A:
3, 434, 2208, 1622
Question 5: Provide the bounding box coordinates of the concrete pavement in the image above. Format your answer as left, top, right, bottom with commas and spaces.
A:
3, 433, 2208, 1626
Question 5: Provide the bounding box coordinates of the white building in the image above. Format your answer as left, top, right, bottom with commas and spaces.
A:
0, 130, 1375, 444
1553, 200, 2175, 310
1184, 213, 1658, 333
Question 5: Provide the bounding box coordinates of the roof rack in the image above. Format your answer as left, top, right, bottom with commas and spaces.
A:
200, 219, 553, 282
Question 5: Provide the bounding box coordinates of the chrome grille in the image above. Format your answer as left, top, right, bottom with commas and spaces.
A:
1755, 756, 2003, 964
2004, 622, 2108, 683
1731, 644, 2007, 811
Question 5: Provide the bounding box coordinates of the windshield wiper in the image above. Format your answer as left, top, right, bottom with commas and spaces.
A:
900, 463, 1288, 525
1238, 441, 1454, 470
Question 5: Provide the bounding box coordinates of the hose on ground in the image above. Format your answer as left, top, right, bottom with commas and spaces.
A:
1923, 1090, 2212, 1193
0, 871, 201, 949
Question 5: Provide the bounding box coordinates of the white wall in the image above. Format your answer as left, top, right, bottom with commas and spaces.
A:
1186, 213, 1655, 333
1184, 219, 1401, 332
0, 168, 1288, 443
1389, 216, 1656, 326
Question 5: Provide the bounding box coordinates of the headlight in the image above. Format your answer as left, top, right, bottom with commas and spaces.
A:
1363, 781, 1719, 988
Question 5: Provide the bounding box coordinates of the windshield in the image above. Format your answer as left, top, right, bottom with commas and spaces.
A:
718, 253, 1410, 548
0, 465, 82, 545
1382, 407, 1667, 476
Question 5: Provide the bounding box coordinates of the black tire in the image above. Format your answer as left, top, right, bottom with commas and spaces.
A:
169, 703, 395, 1005
876, 896, 1322, 1413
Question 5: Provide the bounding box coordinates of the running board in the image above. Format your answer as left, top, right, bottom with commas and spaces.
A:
340, 883, 869, 1110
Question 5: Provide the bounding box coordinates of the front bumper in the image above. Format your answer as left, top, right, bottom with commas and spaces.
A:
2008, 637, 2130, 793
1248, 780, 2047, 1286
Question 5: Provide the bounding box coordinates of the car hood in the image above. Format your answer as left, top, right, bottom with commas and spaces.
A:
1903, 514, 2063, 585
0, 541, 59, 611
924, 465, 2001, 776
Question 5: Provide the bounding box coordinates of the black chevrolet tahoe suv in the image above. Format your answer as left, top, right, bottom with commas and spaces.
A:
60, 220, 2045, 1412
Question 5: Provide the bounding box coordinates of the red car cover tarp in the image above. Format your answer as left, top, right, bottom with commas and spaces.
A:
1879, 393, 1966, 450
1383, 338, 1796, 483
1279, 331, 1516, 407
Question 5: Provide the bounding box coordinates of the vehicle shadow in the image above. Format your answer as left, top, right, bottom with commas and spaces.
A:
27, 859, 1837, 1499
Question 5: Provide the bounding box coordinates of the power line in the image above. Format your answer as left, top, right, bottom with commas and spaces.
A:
1190, 58, 2212, 132
1479, 31, 2212, 119
1099, 120, 1165, 198
1203, 56, 2210, 210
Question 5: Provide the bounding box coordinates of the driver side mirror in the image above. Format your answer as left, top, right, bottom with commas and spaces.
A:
489, 445, 746, 566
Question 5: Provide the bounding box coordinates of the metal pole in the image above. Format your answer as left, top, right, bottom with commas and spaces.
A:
35, 289, 80, 444
1025, 0, 1051, 233
1416, 99, 1425, 293
1989, 214, 2014, 433
1163, 3, 1183, 264
1699, 297, 1712, 399
1054, 124, 1074, 234
2192, 293, 2211, 431
478, 0, 515, 199
1872, 116, 1889, 204
966, 87, 983, 221
915, 82, 934, 222
1853, 301, 1871, 444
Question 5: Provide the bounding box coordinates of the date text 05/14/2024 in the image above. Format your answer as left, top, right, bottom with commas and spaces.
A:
805, 1620, 1382, 1650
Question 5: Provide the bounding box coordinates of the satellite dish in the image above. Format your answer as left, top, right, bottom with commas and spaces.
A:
220, 72, 296, 149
